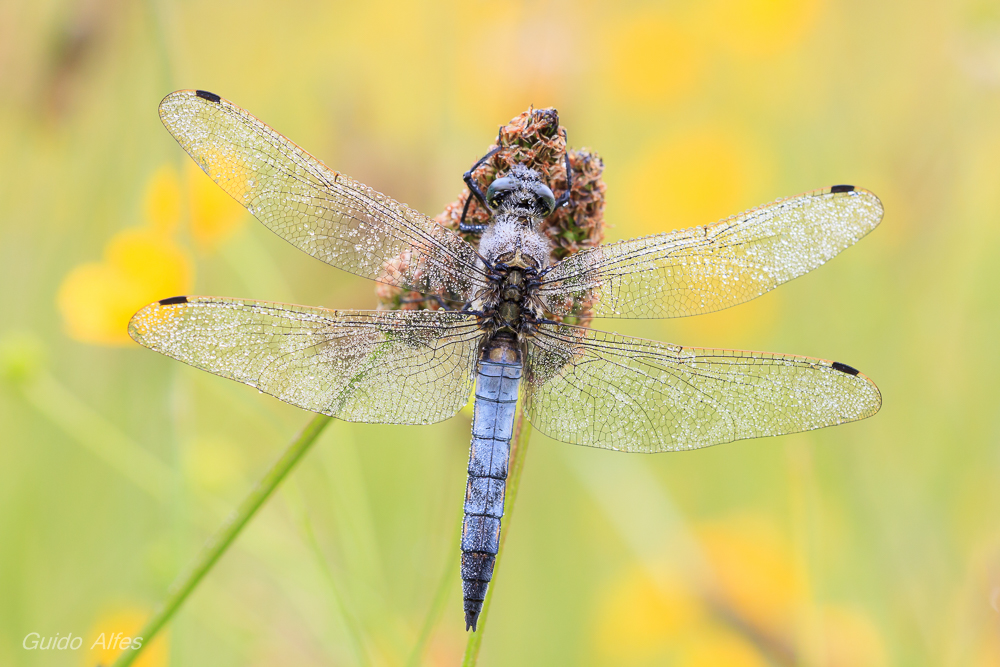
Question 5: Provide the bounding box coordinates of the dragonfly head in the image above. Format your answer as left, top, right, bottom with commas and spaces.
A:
486, 164, 556, 219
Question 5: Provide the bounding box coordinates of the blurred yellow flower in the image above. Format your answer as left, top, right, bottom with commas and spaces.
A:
143, 161, 246, 249
58, 161, 247, 345
605, 15, 705, 107
143, 165, 181, 234
698, 513, 804, 634
676, 623, 767, 667
704, 0, 823, 57
818, 605, 887, 667
84, 607, 167, 667
624, 126, 778, 343
667, 285, 780, 348
627, 126, 773, 236
187, 159, 247, 251
595, 566, 705, 663
58, 228, 192, 345
594, 513, 886, 666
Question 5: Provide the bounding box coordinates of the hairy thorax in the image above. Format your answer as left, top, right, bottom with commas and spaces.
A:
476, 214, 550, 340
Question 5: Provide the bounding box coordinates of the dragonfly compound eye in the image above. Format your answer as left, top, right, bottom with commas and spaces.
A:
530, 182, 556, 217
486, 177, 517, 208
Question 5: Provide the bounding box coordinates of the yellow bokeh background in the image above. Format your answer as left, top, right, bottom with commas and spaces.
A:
2, 1, 1000, 665
85, 608, 169, 667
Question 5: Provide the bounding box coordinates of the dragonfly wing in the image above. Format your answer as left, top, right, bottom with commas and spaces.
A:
523, 322, 881, 452
540, 186, 882, 319
129, 297, 481, 425
159, 90, 485, 302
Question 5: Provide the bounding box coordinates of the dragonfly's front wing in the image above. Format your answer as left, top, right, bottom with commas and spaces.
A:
129, 297, 481, 425
540, 186, 883, 320
524, 322, 881, 453
159, 90, 487, 301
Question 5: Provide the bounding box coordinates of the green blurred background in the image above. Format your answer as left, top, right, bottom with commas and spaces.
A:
2, 0, 1000, 665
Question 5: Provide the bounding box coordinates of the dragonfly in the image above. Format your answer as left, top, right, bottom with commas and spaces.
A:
130, 89, 883, 632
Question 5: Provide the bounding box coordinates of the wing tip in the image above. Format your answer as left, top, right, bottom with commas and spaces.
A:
831, 361, 860, 376
824, 183, 878, 199
128, 296, 192, 344
159, 89, 189, 107
158, 89, 224, 122
160, 88, 221, 101
829, 360, 883, 417
824, 183, 885, 229
195, 89, 222, 103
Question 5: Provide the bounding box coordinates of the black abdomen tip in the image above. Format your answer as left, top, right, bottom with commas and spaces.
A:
830, 184, 855, 194
158, 296, 189, 305
465, 608, 481, 632
195, 90, 221, 103
831, 361, 860, 376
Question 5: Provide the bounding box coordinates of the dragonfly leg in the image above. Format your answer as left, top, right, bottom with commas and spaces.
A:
459, 193, 489, 234
398, 293, 453, 310
553, 128, 573, 210
460, 140, 502, 233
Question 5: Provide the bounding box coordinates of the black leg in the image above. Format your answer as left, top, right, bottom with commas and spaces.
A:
458, 193, 488, 234
398, 293, 457, 310
463, 144, 501, 210
459, 130, 504, 233
553, 127, 573, 210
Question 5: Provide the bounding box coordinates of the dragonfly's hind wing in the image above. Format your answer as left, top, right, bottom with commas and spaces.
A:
159, 90, 485, 303
540, 186, 882, 319
130, 297, 481, 424
523, 322, 881, 452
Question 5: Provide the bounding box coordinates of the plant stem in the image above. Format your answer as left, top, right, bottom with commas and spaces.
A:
22, 372, 173, 502
297, 501, 371, 667
111, 413, 333, 667
405, 523, 460, 667
461, 410, 532, 666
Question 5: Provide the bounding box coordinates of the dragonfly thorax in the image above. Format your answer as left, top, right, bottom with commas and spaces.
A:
478, 263, 543, 339
478, 218, 551, 269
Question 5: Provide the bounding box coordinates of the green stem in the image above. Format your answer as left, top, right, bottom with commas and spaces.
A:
461, 410, 532, 666
297, 500, 371, 667
405, 509, 462, 667
22, 373, 173, 502
111, 413, 333, 667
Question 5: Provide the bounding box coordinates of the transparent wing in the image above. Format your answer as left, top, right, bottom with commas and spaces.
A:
540, 186, 882, 319
159, 90, 486, 301
524, 322, 881, 452
129, 296, 482, 424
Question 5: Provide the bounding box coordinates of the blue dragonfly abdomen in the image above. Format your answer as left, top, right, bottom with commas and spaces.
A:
461, 343, 522, 631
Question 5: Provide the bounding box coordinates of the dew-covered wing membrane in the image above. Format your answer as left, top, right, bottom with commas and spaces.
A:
129, 297, 481, 424
524, 323, 881, 453
158, 89, 486, 301
540, 186, 883, 319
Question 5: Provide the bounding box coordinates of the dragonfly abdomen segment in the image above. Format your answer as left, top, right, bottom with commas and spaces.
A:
461, 349, 521, 632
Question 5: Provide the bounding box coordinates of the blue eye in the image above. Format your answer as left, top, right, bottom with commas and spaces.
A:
486, 177, 516, 208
